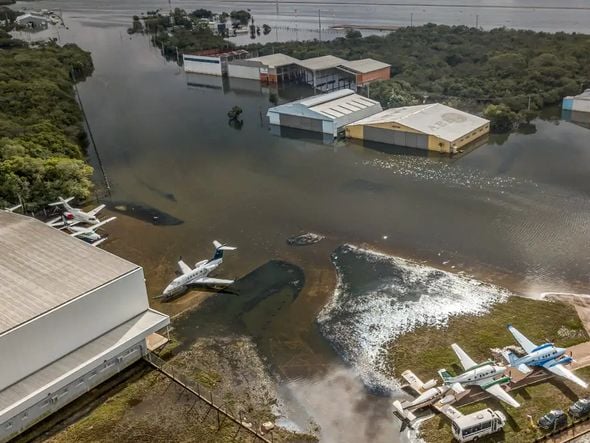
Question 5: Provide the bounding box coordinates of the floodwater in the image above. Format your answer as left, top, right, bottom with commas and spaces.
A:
11, 0, 590, 441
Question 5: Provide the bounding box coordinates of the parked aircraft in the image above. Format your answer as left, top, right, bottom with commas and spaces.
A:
46, 197, 105, 227
393, 369, 465, 428
64, 215, 116, 247
503, 324, 588, 389
159, 241, 236, 299
439, 343, 520, 408
2, 204, 22, 213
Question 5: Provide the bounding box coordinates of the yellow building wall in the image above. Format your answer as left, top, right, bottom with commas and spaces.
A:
451, 123, 490, 149
346, 121, 490, 154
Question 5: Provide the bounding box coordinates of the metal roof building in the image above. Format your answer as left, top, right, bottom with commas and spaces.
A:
0, 212, 169, 442
345, 103, 490, 153
563, 89, 590, 113
267, 89, 383, 136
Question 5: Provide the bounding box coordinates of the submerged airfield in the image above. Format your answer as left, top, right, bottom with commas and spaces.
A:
5, 1, 590, 442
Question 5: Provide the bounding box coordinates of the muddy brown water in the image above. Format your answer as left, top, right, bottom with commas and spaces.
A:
11, 1, 590, 440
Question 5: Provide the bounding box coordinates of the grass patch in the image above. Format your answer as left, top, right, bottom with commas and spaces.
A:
388, 296, 587, 381
386, 296, 590, 442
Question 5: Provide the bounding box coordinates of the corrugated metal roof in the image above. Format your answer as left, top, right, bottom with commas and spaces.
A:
347, 103, 489, 142
297, 55, 346, 71
0, 309, 169, 415
339, 59, 391, 74
0, 212, 138, 335
267, 89, 382, 126
249, 53, 300, 68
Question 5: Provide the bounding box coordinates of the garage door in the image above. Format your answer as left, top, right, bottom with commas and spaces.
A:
280, 114, 324, 133
364, 126, 428, 150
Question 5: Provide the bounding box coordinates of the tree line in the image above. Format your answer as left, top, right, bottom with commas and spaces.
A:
0, 31, 95, 209
247, 24, 590, 131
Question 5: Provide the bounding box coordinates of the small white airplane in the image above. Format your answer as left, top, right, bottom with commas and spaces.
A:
503, 324, 588, 389
393, 369, 465, 427
439, 343, 520, 408
46, 197, 105, 227
64, 215, 116, 247
159, 240, 236, 299
3, 204, 22, 213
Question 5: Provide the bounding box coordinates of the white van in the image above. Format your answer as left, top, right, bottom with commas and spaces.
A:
451, 408, 506, 442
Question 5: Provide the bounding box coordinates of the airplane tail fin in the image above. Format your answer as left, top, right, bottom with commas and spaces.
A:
211, 240, 237, 261
438, 368, 453, 383
502, 350, 532, 374
393, 400, 416, 423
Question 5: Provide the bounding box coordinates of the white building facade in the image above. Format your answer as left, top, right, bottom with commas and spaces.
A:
0, 212, 169, 442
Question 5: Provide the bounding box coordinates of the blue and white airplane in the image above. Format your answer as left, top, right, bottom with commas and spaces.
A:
502, 324, 588, 389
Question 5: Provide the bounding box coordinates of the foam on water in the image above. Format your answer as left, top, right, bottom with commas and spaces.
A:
364, 157, 527, 191
317, 244, 511, 391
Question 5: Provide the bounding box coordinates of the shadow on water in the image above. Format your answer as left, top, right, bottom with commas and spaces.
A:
107, 201, 183, 225
173, 260, 305, 352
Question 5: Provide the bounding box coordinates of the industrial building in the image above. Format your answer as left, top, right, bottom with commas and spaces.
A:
345, 103, 490, 153
563, 89, 590, 113
15, 13, 48, 30
267, 89, 382, 136
185, 50, 390, 92
183, 49, 248, 76
0, 212, 170, 442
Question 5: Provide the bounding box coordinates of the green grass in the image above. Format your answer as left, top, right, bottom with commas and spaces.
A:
386, 296, 590, 442
388, 296, 587, 381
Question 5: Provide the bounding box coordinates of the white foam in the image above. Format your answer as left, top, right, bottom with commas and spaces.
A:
318, 245, 510, 391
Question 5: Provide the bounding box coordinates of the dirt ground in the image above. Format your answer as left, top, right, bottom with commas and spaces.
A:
45, 336, 317, 443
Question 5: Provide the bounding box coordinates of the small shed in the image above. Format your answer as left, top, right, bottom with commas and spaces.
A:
267, 89, 383, 137
345, 103, 490, 153
15, 13, 48, 30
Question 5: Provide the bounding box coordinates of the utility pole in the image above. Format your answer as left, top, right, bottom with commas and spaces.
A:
276, 0, 279, 16
318, 9, 322, 42
475, 14, 479, 28
410, 12, 413, 27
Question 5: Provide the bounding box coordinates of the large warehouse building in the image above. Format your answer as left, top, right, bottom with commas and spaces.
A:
267, 89, 382, 136
345, 103, 490, 153
0, 212, 170, 442
185, 51, 390, 92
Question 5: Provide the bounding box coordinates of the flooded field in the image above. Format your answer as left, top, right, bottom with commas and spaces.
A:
10, 0, 590, 440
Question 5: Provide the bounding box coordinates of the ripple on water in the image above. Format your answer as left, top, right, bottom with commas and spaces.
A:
317, 244, 511, 392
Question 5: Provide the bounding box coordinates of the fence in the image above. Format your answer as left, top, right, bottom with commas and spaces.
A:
143, 352, 273, 443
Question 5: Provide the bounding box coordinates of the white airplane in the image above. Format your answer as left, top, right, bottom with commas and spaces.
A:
64, 216, 116, 247
503, 324, 588, 389
160, 240, 236, 299
438, 343, 520, 408
393, 369, 465, 427
46, 197, 105, 227
3, 204, 22, 213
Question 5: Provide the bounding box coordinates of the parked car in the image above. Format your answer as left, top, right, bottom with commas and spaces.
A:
538, 410, 568, 431
570, 398, 590, 419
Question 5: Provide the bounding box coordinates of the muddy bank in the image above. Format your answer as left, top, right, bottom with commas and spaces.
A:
46, 336, 317, 443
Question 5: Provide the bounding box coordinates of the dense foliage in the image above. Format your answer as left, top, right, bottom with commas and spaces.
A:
135, 9, 231, 57
0, 35, 94, 209
248, 24, 590, 130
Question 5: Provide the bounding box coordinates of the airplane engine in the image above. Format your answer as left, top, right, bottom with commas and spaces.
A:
548, 356, 573, 367
422, 379, 437, 390
440, 394, 456, 405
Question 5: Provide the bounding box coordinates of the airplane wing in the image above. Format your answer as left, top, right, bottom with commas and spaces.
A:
88, 204, 106, 216
177, 259, 192, 275
507, 325, 537, 353
46, 216, 63, 227
451, 343, 477, 371
544, 362, 588, 389
193, 277, 234, 286
48, 196, 74, 207
70, 217, 116, 237
483, 383, 520, 408
401, 370, 426, 394
90, 237, 108, 247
